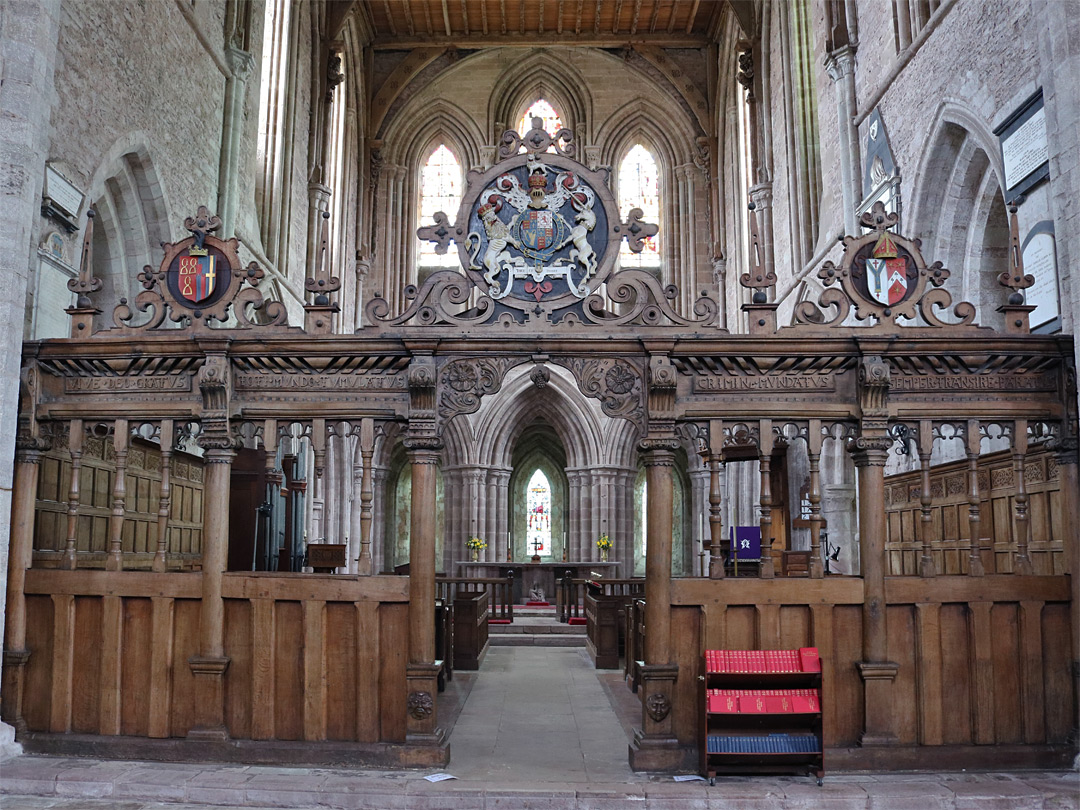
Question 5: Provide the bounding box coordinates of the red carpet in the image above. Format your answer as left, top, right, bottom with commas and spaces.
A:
567, 617, 587, 626
525, 601, 550, 606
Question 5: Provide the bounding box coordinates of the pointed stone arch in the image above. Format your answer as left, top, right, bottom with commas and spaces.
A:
908, 102, 1008, 328
85, 134, 171, 310
486, 50, 593, 143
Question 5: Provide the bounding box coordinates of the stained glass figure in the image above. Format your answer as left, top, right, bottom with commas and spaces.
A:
418, 144, 462, 268
526, 469, 552, 556
618, 144, 661, 268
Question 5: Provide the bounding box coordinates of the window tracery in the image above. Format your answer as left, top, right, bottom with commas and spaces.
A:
526, 468, 552, 556
517, 99, 563, 152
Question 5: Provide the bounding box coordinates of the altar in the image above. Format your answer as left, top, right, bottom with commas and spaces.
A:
456, 561, 620, 604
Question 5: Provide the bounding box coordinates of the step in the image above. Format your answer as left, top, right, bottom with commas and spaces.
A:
488, 621, 585, 635
489, 633, 587, 647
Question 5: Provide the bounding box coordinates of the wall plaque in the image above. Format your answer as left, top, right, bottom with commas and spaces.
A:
1021, 223, 1059, 330
995, 90, 1049, 202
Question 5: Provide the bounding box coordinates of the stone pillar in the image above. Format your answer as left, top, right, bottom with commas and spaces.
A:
494, 469, 510, 563
187, 443, 234, 741
824, 46, 860, 236
486, 471, 498, 562
630, 439, 681, 771
404, 437, 443, 745
2, 438, 47, 736
216, 47, 255, 235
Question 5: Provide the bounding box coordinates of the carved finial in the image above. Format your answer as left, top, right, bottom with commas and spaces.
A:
66, 205, 103, 336
858, 201, 899, 233
737, 46, 754, 102
998, 204, 1034, 305
740, 199, 776, 302
497, 117, 575, 159
326, 50, 344, 103
183, 206, 222, 251
304, 211, 341, 334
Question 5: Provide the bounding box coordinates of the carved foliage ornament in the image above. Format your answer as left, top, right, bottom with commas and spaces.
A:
107, 206, 288, 333
554, 356, 644, 430
438, 356, 520, 422
792, 202, 980, 331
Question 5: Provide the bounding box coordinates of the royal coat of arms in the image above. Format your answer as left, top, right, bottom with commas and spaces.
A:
467, 153, 603, 302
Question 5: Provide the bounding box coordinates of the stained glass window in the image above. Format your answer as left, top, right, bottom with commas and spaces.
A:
517, 99, 563, 152
526, 469, 552, 556
417, 144, 462, 268
618, 144, 661, 268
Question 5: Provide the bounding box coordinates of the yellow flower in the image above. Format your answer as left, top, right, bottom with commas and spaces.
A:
466, 536, 487, 549
596, 534, 612, 550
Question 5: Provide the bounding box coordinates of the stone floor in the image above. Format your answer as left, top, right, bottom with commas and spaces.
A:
1, 647, 1077, 809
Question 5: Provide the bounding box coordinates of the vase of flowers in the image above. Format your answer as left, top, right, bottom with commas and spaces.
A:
466, 536, 486, 562
596, 534, 612, 562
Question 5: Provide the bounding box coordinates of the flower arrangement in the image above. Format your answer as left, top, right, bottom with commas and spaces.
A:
466, 536, 487, 550
596, 534, 612, 551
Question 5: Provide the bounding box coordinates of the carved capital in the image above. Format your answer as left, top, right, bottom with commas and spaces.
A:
858, 355, 890, 418
648, 355, 677, 390
226, 47, 255, 83
848, 436, 893, 467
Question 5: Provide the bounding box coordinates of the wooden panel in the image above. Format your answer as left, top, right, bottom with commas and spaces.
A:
223, 598, 252, 740
969, 601, 995, 744
722, 606, 756, 650
379, 603, 407, 743
222, 573, 409, 602
274, 600, 304, 741
831, 605, 863, 746
939, 604, 973, 744
326, 602, 358, 742
777, 606, 810, 651
1041, 603, 1074, 743
355, 601, 380, 743
169, 598, 201, 737
885, 575, 1069, 604
755, 604, 780, 649
302, 600, 326, 741
23, 595, 54, 731
147, 596, 174, 738
673, 577, 862, 605
990, 603, 1023, 744
808, 604, 836, 745
25, 570, 202, 598
913, 603, 943, 745
70, 596, 101, 734
120, 597, 152, 737
886, 605, 918, 745
99, 595, 122, 735
1017, 601, 1046, 743
250, 598, 275, 740
671, 606, 700, 746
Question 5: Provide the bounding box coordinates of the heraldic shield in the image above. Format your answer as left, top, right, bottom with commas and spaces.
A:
177, 253, 218, 304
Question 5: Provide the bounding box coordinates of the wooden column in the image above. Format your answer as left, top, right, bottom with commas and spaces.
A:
1010, 419, 1034, 575
357, 418, 375, 575
964, 419, 986, 576
806, 419, 824, 578
187, 444, 233, 741
62, 419, 83, 570
105, 419, 129, 571
1053, 436, 1079, 740
1, 439, 46, 733
852, 439, 899, 745
758, 419, 775, 578
630, 439, 681, 771
153, 419, 173, 573
917, 419, 937, 577
404, 437, 443, 745
707, 419, 725, 579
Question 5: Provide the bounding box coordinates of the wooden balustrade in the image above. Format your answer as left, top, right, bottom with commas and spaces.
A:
435, 576, 513, 620
585, 578, 645, 669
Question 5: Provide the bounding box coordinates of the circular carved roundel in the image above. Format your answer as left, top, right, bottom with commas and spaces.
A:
456, 153, 621, 310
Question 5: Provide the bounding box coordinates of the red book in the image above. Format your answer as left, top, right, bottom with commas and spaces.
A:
790, 693, 820, 713
710, 693, 738, 713
765, 695, 793, 713
740, 694, 767, 713
799, 647, 821, 672
750, 650, 766, 672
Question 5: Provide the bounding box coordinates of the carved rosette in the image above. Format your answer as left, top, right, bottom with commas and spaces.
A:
645, 692, 672, 722
554, 357, 645, 432
437, 357, 520, 422
407, 691, 434, 720
792, 202, 979, 331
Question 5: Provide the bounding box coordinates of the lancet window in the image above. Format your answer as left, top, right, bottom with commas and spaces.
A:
618, 145, 661, 268
526, 469, 552, 556
417, 144, 463, 270
517, 99, 563, 151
